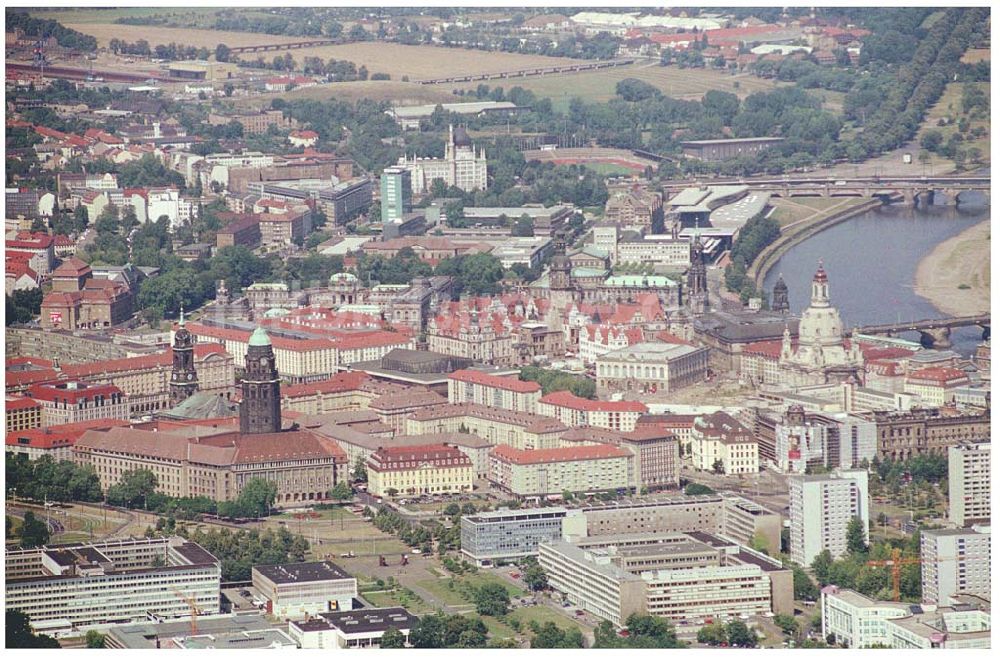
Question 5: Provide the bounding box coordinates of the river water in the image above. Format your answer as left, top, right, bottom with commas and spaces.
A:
762, 201, 990, 355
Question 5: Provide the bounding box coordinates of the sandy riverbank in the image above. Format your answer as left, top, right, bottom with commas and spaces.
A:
914, 219, 991, 316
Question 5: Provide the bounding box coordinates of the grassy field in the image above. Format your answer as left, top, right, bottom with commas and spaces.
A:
582, 162, 644, 177
31, 8, 222, 25
364, 589, 435, 615
263, 42, 589, 81
917, 81, 990, 167
443, 62, 781, 110
243, 81, 456, 108
961, 48, 990, 63
64, 22, 307, 49
416, 571, 528, 608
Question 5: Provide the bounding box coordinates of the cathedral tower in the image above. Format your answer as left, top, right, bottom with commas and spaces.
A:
772, 274, 790, 314
686, 230, 708, 314
239, 326, 282, 435
169, 309, 199, 405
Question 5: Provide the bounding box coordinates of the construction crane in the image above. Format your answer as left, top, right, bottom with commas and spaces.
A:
865, 548, 960, 602
173, 590, 201, 635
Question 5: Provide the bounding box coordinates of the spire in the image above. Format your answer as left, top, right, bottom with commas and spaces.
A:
178, 306, 185, 327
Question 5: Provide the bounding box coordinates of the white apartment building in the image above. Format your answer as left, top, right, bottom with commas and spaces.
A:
822, 586, 991, 649
536, 390, 646, 432
774, 410, 876, 474
288, 608, 419, 649
446, 369, 541, 413
789, 469, 869, 566
489, 444, 633, 497
920, 527, 991, 605
147, 187, 199, 231
948, 441, 990, 527
690, 412, 759, 475
5, 537, 220, 635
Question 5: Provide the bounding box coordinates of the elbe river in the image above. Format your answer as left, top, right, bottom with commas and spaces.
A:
762, 200, 989, 355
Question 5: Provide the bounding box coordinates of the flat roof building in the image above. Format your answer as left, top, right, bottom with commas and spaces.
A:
252, 561, 358, 620
460, 506, 577, 566
289, 607, 420, 649
5, 537, 220, 636
106, 616, 297, 649
948, 440, 990, 527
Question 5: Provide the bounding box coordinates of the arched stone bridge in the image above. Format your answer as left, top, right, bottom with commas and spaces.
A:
852, 314, 991, 348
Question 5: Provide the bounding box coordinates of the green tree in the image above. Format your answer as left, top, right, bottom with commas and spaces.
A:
379, 627, 406, 648
106, 469, 159, 509
85, 630, 106, 648
684, 483, 714, 496
234, 478, 278, 518
328, 481, 353, 503
725, 620, 758, 648
811, 549, 834, 583
474, 582, 510, 617
6, 610, 61, 648
773, 614, 798, 637
531, 622, 584, 648
793, 564, 819, 601
697, 621, 728, 646
18, 511, 50, 548
846, 516, 868, 555
522, 559, 548, 591
349, 456, 367, 483
511, 214, 535, 237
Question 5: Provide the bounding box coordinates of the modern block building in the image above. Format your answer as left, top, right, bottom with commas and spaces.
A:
289, 608, 419, 649
920, 527, 991, 606
539, 532, 792, 628
252, 562, 358, 619
822, 585, 991, 649
5, 537, 220, 636
566, 494, 783, 556
789, 469, 869, 566
948, 441, 990, 527
380, 166, 412, 223
460, 506, 577, 565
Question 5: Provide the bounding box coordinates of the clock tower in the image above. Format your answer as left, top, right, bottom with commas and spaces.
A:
169, 309, 199, 405
239, 326, 282, 434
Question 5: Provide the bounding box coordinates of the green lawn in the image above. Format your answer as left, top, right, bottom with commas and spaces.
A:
416, 571, 527, 608
447, 63, 781, 110
508, 604, 590, 635
583, 162, 644, 177
364, 590, 434, 614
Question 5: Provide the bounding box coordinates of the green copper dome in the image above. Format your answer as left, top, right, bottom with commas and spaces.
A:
248, 326, 272, 347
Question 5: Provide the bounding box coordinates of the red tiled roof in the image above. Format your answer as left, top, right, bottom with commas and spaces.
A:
490, 443, 628, 465
52, 256, 92, 277
59, 343, 226, 379
282, 371, 372, 398
448, 369, 541, 393
368, 443, 470, 471
28, 381, 124, 403
5, 418, 129, 449
6, 356, 54, 368
291, 130, 318, 139
6, 368, 60, 390
906, 367, 969, 385
5, 397, 41, 411
540, 390, 647, 414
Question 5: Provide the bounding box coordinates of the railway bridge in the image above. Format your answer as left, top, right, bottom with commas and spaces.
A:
227, 39, 338, 54
852, 314, 990, 348
661, 176, 990, 206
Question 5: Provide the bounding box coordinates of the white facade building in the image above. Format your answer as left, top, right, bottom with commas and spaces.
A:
396, 125, 488, 193
920, 527, 991, 605
948, 441, 990, 527
789, 469, 869, 566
